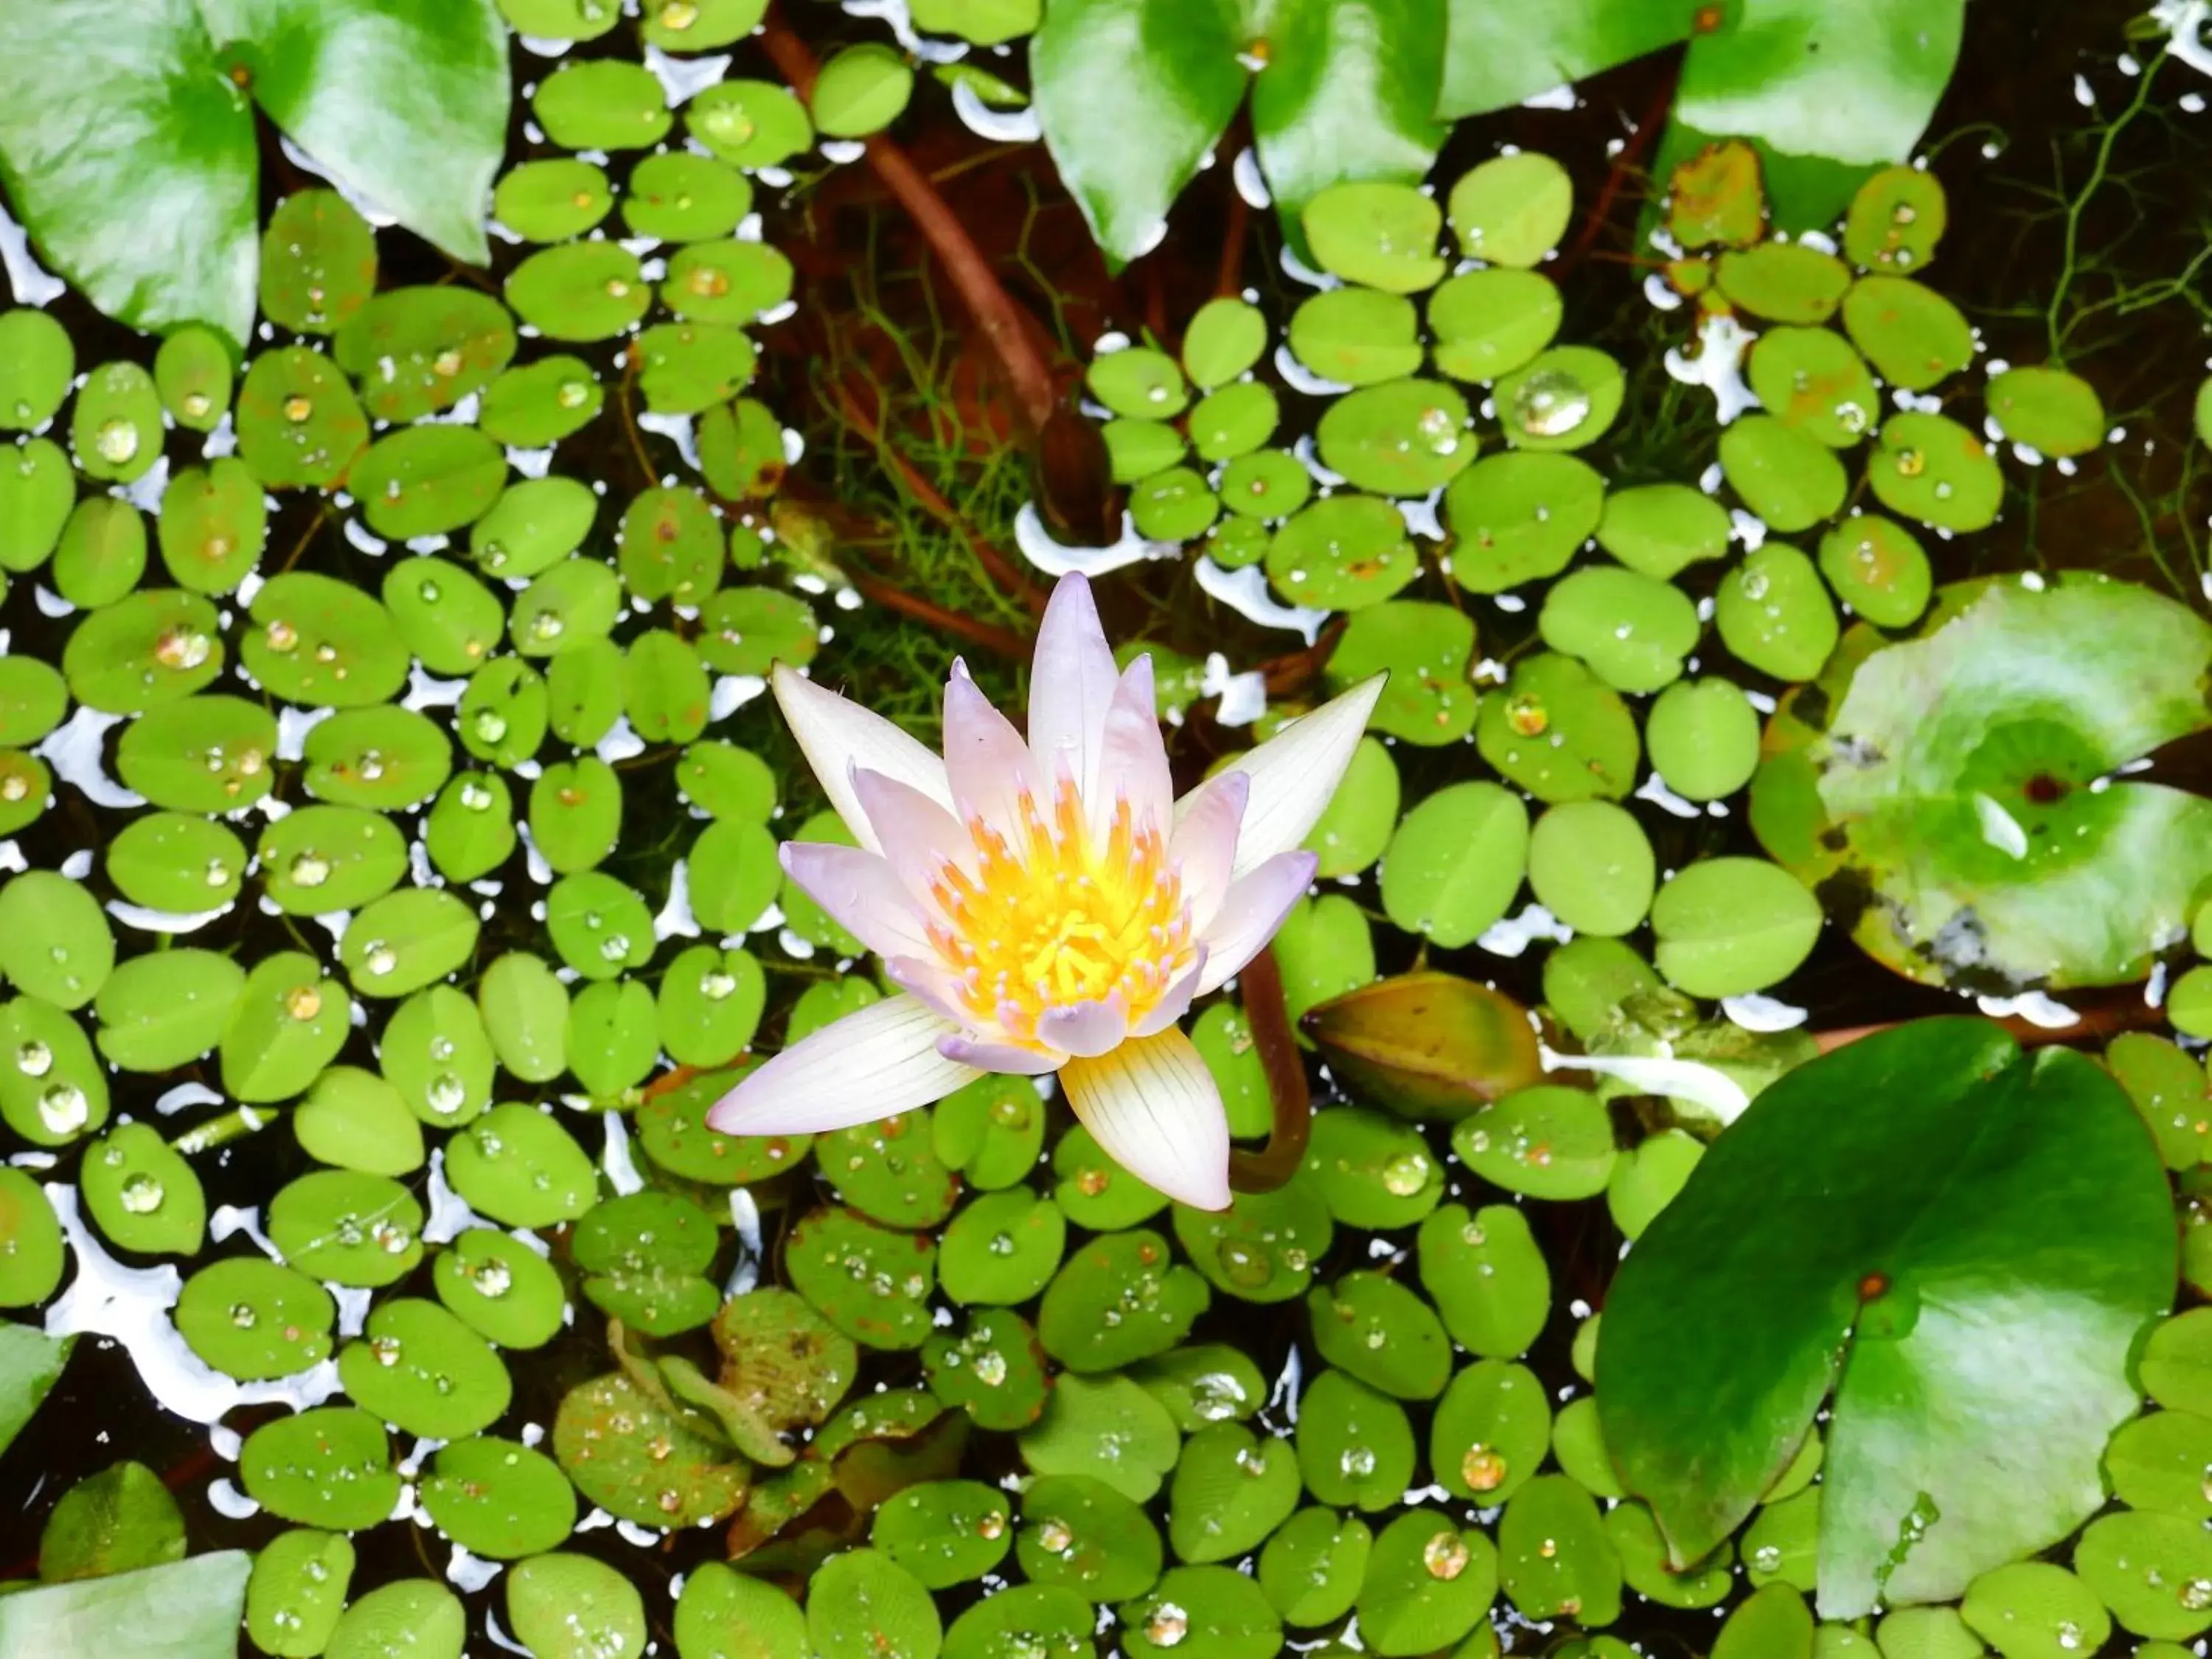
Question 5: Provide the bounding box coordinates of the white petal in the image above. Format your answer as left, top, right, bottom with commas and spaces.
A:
1037, 993, 1133, 1058
1131, 947, 1208, 1037
1169, 770, 1247, 933
1060, 1028, 1232, 1210
1027, 572, 1120, 802
779, 842, 939, 964
705, 995, 978, 1134
883, 954, 974, 1025
1179, 673, 1384, 881
773, 664, 952, 855
944, 664, 1044, 846
852, 768, 976, 922
939, 1034, 1062, 1075
1089, 654, 1174, 843
1195, 850, 1317, 995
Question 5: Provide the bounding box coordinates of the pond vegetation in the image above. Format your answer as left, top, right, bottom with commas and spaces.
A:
0, 1, 2208, 1656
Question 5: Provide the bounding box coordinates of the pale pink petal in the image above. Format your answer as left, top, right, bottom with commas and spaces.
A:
706, 994, 978, 1135
944, 664, 1045, 846
1060, 1028, 1232, 1210
773, 664, 953, 854
1037, 993, 1133, 1059
1194, 850, 1318, 995
778, 842, 939, 964
939, 1034, 1062, 1074
851, 768, 976, 922
1168, 771, 1247, 934
1178, 674, 1385, 881
1027, 572, 1120, 802
1130, 947, 1208, 1038
1088, 654, 1174, 844
883, 954, 974, 1026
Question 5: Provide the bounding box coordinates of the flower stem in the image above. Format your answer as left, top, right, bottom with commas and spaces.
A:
1228, 946, 1312, 1194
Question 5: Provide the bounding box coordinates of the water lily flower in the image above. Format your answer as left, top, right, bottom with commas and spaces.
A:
707, 572, 1384, 1209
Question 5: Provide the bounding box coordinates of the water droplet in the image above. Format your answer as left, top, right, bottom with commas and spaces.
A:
230, 1301, 257, 1329
470, 1257, 512, 1296
1214, 1238, 1273, 1290
286, 985, 324, 1021
155, 627, 212, 672
700, 970, 737, 1001
1381, 1151, 1430, 1196
1424, 1531, 1471, 1580
1462, 1446, 1507, 1492
94, 418, 139, 465
361, 941, 397, 978
1894, 447, 1927, 478
1338, 1445, 1377, 1478
470, 709, 509, 744
264, 618, 300, 654
428, 1073, 468, 1116
1512, 369, 1591, 438
15, 1041, 52, 1077
283, 395, 314, 424
288, 852, 331, 888
182, 392, 212, 420
37, 1083, 87, 1135
119, 1172, 164, 1214
1145, 1604, 1189, 1647
557, 380, 591, 409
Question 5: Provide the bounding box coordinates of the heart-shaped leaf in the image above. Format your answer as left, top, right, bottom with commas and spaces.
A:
1751, 574, 2212, 992
1597, 1018, 2174, 1618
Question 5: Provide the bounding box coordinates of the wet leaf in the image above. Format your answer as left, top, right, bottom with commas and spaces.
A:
240, 1407, 400, 1530
1600, 1020, 2174, 1616
1753, 576, 2212, 990
235, 346, 370, 488
1032, 0, 1243, 262
81, 1122, 205, 1255
245, 1530, 353, 1658
260, 189, 377, 333
340, 1298, 512, 1440
0, 4, 256, 341
420, 1435, 578, 1558
175, 1256, 335, 1380
509, 1553, 647, 1659
0, 1551, 252, 1659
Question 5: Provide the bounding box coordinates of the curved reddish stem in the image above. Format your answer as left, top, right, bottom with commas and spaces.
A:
757, 10, 1060, 439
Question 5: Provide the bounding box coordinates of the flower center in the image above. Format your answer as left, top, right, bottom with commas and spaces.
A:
926, 784, 1194, 1045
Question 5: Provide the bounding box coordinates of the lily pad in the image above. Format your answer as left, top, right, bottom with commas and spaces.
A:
1599, 1020, 2174, 1617
1038, 1228, 1208, 1371
333, 286, 515, 423
1867, 412, 2003, 533
420, 1436, 578, 1559
81, 1122, 204, 1255
1753, 575, 2212, 991
447, 1103, 597, 1228
1444, 451, 1605, 593
240, 1408, 400, 1531
234, 347, 369, 489
1447, 153, 1572, 267
554, 1371, 749, 1528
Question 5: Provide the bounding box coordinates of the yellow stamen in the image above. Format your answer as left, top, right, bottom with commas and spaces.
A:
926, 783, 1193, 1046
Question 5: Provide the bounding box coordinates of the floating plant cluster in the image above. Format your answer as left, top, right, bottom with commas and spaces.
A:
0, 3, 2205, 1658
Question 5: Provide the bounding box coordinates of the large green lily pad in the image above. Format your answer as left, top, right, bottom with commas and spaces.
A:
1750, 574, 2212, 991
1598, 1019, 2174, 1618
